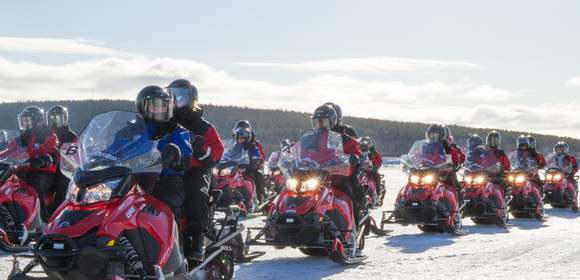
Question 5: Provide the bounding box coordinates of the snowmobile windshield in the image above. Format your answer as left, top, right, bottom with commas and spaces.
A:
465, 145, 502, 173
401, 139, 451, 170
0, 129, 28, 168
290, 128, 350, 176
545, 152, 574, 173
508, 150, 538, 172
267, 151, 280, 169
75, 111, 161, 173
220, 140, 250, 165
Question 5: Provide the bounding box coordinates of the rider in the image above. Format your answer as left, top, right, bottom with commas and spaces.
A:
484, 131, 511, 196
233, 120, 266, 202
359, 136, 383, 193
528, 135, 547, 169
466, 134, 483, 155
46, 105, 78, 211
0, 107, 59, 222
426, 124, 465, 200
553, 141, 579, 191
136, 86, 192, 220
516, 135, 544, 192
280, 139, 292, 154
167, 79, 224, 262
313, 105, 364, 224
324, 102, 358, 138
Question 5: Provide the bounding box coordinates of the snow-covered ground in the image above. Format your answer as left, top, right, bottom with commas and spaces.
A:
3, 166, 580, 279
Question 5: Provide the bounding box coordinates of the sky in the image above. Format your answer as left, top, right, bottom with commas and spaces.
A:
1, 1, 580, 137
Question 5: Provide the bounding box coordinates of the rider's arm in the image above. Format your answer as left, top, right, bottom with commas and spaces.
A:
569, 155, 578, 175
342, 134, 362, 156
192, 125, 224, 168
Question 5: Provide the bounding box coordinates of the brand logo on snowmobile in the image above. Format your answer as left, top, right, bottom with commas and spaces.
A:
4, 188, 11, 195
33, 143, 40, 149
221, 245, 232, 251
59, 221, 70, 228
126, 207, 136, 219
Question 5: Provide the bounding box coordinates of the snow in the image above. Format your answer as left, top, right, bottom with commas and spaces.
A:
3, 166, 580, 279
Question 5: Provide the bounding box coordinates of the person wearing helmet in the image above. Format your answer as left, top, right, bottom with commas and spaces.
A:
485, 131, 511, 171
280, 139, 292, 154
554, 141, 578, 206
312, 105, 364, 224
167, 79, 224, 262
528, 135, 547, 169
324, 102, 358, 138
425, 124, 465, 202
466, 134, 483, 155
359, 136, 383, 194
232, 120, 267, 202
0, 107, 59, 222
136, 86, 192, 220
46, 105, 78, 212
517, 135, 545, 169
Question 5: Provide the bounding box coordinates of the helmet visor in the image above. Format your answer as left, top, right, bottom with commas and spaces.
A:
555, 145, 566, 154
312, 118, 332, 130
168, 87, 197, 109
48, 114, 67, 128
18, 115, 35, 131
488, 137, 500, 147
143, 97, 173, 122
233, 127, 251, 138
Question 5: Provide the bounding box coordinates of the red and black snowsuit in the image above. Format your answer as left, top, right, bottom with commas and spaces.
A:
246, 138, 267, 201
332, 127, 363, 223
0, 126, 59, 221
443, 142, 465, 200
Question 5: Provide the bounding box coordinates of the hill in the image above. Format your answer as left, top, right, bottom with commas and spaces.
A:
0, 100, 577, 157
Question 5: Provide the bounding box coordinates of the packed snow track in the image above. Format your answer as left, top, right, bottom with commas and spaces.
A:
2, 166, 579, 279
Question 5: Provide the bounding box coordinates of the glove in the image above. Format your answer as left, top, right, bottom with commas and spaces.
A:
161, 143, 181, 169
191, 136, 205, 158
30, 154, 53, 169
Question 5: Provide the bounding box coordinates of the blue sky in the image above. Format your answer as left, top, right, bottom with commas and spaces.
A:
1, 1, 580, 137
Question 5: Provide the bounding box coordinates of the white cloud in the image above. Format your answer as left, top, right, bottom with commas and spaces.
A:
566, 76, 580, 87
0, 53, 576, 138
0, 37, 132, 56
232, 57, 482, 74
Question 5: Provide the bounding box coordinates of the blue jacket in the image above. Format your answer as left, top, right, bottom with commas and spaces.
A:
155, 126, 193, 176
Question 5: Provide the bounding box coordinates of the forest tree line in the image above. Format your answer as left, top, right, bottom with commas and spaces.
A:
1, 100, 578, 157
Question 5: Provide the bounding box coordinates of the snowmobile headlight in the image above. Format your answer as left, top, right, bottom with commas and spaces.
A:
66, 180, 80, 202
409, 174, 420, 185
464, 175, 473, 184
272, 170, 282, 176
474, 175, 486, 185
212, 168, 219, 176
217, 167, 233, 177
286, 178, 299, 192
301, 178, 320, 192
421, 174, 435, 185
546, 174, 553, 180
553, 174, 562, 181
79, 177, 124, 205
508, 175, 515, 182
515, 175, 526, 184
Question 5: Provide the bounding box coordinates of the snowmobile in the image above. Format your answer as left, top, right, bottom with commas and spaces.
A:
381, 139, 464, 235
358, 152, 386, 208
213, 141, 260, 216
543, 152, 578, 211
507, 151, 544, 220
462, 145, 510, 227
245, 129, 386, 265
9, 111, 261, 280
0, 129, 46, 253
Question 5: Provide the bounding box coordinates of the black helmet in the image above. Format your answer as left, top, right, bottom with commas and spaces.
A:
516, 134, 530, 150
136, 85, 174, 122
18, 106, 45, 131
467, 134, 483, 150
324, 102, 342, 126
311, 105, 337, 130
528, 135, 537, 150
233, 120, 252, 138
554, 141, 567, 155
359, 137, 373, 152
425, 124, 446, 142
486, 131, 501, 148
167, 79, 198, 111
46, 105, 69, 129
280, 139, 291, 149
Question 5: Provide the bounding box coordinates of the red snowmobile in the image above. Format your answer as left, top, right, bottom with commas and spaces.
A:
9, 111, 257, 280
246, 129, 385, 265
0, 129, 47, 252
507, 151, 544, 220
381, 139, 463, 235
462, 145, 510, 227
213, 141, 258, 216
543, 152, 578, 211
358, 152, 385, 208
